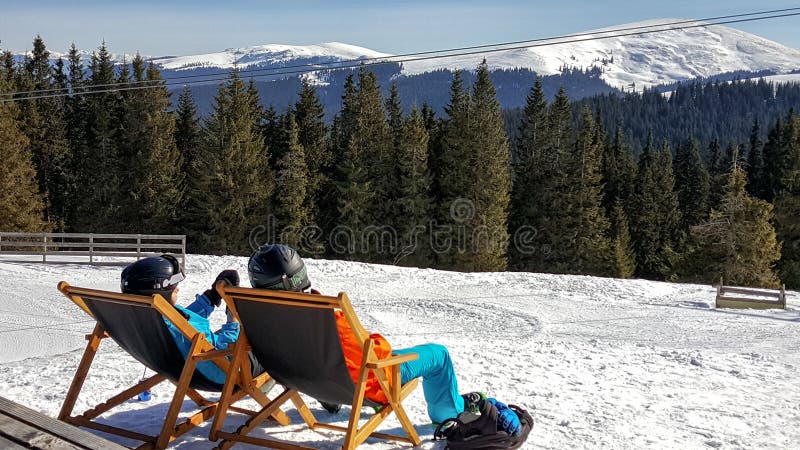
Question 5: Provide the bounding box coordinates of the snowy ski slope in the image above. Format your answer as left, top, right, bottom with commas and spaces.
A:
0, 255, 798, 449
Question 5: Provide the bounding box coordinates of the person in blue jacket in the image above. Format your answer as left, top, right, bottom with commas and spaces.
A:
120, 255, 258, 385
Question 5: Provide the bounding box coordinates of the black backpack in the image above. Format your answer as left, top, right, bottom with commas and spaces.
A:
434, 400, 534, 450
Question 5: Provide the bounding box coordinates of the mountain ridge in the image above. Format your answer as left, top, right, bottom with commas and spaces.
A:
17, 19, 800, 92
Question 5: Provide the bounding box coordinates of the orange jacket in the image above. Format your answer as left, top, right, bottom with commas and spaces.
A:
333, 310, 394, 404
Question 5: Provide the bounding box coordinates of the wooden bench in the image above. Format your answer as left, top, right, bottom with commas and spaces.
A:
715, 281, 786, 310
0, 395, 127, 450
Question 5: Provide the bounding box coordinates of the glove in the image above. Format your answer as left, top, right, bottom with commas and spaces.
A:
488, 398, 521, 436
215, 269, 240, 287
204, 270, 240, 308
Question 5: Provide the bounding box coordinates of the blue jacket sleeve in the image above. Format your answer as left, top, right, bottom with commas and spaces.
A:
185, 294, 214, 318
212, 322, 240, 350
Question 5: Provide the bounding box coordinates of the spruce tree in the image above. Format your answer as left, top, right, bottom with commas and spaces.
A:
509, 78, 548, 268
762, 117, 787, 203
135, 62, 182, 234
175, 87, 201, 176
684, 166, 781, 287
0, 75, 49, 232
64, 43, 88, 231
395, 107, 434, 267
18, 35, 71, 230
602, 126, 637, 215
333, 67, 390, 262
773, 113, 800, 287
673, 137, 710, 233
318, 74, 358, 252
460, 60, 511, 271
384, 83, 404, 236
629, 136, 681, 279
746, 119, 767, 199
264, 108, 293, 170
74, 42, 122, 232
559, 107, 612, 275
435, 70, 476, 269
294, 79, 329, 253
185, 71, 272, 254
610, 200, 636, 278
274, 114, 310, 250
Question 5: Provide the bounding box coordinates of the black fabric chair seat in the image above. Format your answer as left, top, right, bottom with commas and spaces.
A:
234, 299, 380, 408
84, 296, 223, 392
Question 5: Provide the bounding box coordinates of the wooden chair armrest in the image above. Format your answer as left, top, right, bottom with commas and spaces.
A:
366, 352, 418, 369
192, 348, 234, 361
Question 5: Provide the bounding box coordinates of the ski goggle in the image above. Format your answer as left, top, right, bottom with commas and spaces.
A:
258, 266, 308, 291
159, 254, 185, 289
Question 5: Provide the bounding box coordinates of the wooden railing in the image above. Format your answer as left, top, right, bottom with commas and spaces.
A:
0, 232, 186, 269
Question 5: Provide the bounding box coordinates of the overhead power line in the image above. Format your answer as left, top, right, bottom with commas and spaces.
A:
8, 6, 798, 98
2, 8, 799, 103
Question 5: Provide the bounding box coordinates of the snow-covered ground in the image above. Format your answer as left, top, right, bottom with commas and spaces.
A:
0, 255, 798, 449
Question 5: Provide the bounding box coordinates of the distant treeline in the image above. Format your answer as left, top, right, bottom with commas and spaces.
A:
3, 37, 800, 288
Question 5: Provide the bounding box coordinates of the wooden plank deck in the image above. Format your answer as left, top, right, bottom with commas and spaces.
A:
0, 396, 128, 450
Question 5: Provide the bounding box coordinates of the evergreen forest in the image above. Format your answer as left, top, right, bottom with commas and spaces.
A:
3, 37, 800, 288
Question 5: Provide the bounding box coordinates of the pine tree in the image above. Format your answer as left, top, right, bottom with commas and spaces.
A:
673, 137, 710, 233
185, 71, 272, 254
629, 136, 682, 279
0, 75, 49, 232
684, 166, 781, 288
274, 114, 310, 250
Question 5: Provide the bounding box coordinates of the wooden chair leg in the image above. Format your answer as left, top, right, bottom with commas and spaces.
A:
210, 338, 249, 441
343, 339, 374, 450
60, 323, 105, 421
155, 333, 204, 449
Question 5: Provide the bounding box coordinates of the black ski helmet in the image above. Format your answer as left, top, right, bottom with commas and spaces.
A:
121, 255, 185, 298
248, 244, 311, 291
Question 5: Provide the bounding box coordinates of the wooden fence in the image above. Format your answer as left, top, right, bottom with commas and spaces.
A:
0, 232, 186, 269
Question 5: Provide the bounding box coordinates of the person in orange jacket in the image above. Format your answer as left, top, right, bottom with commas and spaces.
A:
247, 244, 483, 424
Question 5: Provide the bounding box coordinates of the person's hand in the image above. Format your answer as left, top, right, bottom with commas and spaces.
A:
215, 269, 240, 287
203, 270, 239, 308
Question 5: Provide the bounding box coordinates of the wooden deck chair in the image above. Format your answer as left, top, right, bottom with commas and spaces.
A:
209, 284, 422, 450
57, 281, 290, 450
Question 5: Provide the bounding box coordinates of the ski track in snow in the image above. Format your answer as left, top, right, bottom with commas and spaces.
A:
0, 255, 798, 449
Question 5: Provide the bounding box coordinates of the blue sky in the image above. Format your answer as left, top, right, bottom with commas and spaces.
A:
2, 0, 799, 56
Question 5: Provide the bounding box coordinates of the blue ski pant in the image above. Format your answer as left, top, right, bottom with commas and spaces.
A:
393, 343, 465, 423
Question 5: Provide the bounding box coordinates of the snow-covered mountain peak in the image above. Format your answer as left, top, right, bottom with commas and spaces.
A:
399, 19, 800, 89
155, 41, 390, 71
